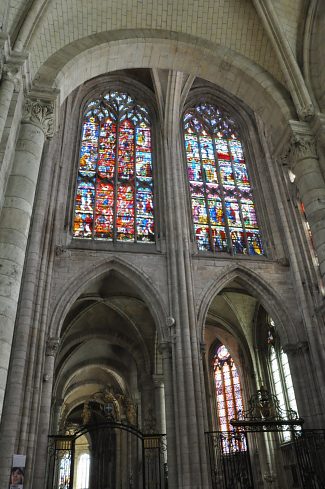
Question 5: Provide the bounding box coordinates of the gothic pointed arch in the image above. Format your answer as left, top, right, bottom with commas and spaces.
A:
49, 257, 169, 343
197, 264, 294, 346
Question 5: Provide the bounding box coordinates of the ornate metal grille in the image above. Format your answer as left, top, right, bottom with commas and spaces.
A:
48, 422, 167, 489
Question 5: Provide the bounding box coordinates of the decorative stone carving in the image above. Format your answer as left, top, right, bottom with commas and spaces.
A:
45, 337, 60, 356
22, 97, 55, 138
297, 104, 315, 122
289, 134, 317, 162
166, 316, 175, 327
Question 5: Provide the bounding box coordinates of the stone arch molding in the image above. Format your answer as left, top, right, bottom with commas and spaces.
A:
197, 264, 296, 347
33, 31, 295, 141
49, 256, 169, 342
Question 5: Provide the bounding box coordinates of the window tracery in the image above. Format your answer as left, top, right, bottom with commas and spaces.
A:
73, 90, 154, 243
183, 102, 263, 255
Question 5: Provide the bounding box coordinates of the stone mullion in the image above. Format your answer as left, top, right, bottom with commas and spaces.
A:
163, 70, 208, 489
0, 95, 55, 489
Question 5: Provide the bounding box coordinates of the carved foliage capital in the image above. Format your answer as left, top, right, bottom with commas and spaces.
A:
289, 134, 317, 162
23, 97, 55, 138
46, 337, 60, 356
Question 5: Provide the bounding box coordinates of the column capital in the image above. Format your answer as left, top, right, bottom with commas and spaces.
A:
152, 374, 164, 387
289, 133, 317, 162
158, 340, 172, 356
22, 96, 55, 138
45, 337, 60, 356
276, 120, 317, 167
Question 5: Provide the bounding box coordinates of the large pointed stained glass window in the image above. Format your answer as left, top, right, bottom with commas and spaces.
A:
183, 103, 263, 255
73, 91, 154, 243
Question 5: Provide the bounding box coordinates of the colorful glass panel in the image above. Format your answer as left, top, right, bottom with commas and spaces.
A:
213, 343, 246, 451
73, 91, 154, 242
184, 103, 264, 255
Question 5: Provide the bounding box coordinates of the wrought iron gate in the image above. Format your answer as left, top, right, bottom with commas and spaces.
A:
47, 422, 167, 489
206, 430, 253, 489
206, 388, 325, 489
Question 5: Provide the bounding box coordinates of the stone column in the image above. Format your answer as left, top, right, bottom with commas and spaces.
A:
281, 121, 325, 281
32, 337, 59, 489
153, 374, 166, 434
0, 96, 54, 415
0, 63, 20, 145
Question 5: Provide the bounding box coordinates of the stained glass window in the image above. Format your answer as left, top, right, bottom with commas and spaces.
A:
183, 103, 263, 255
73, 91, 154, 243
213, 344, 244, 433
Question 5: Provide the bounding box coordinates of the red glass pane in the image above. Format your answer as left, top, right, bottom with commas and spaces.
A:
116, 185, 134, 240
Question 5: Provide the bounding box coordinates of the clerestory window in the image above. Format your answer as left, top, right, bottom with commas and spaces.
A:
183, 102, 264, 255
73, 90, 155, 243
268, 319, 299, 442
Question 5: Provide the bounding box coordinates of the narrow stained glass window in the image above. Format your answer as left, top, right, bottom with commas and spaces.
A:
213, 344, 244, 432
268, 319, 299, 442
73, 91, 154, 243
183, 103, 263, 255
